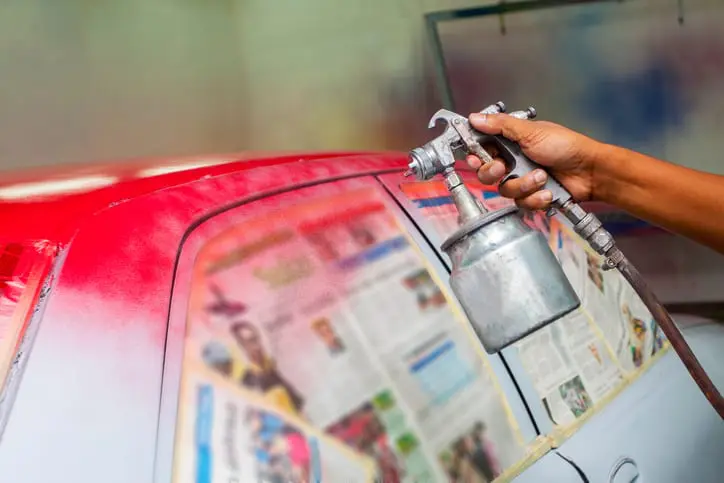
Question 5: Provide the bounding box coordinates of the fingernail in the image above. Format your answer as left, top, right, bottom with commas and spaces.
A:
489, 162, 505, 177
533, 170, 547, 184
470, 113, 488, 124
539, 190, 553, 202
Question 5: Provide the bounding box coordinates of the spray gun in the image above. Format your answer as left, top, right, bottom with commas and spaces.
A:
407, 102, 724, 418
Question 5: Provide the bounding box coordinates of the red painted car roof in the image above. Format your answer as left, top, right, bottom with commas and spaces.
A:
0, 151, 407, 243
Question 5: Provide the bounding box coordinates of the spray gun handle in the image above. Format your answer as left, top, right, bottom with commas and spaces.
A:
487, 135, 573, 208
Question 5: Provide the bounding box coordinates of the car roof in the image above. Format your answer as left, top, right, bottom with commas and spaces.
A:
0, 150, 405, 243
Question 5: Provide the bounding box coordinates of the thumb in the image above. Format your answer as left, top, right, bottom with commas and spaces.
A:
469, 113, 534, 143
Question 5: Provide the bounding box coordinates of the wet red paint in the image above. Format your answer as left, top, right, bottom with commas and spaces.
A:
10, 152, 407, 345
0, 151, 391, 242
0, 240, 57, 359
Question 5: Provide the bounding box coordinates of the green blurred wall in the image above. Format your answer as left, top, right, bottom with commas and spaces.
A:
0, 0, 482, 171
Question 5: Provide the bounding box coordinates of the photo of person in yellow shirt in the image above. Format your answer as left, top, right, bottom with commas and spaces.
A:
622, 304, 647, 368
231, 321, 305, 417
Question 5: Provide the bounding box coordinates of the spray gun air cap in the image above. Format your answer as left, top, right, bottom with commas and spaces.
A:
407, 146, 441, 181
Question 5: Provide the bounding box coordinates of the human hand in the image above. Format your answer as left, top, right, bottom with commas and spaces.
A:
466, 113, 604, 210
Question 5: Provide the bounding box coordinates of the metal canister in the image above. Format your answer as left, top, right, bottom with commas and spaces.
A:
441, 206, 580, 353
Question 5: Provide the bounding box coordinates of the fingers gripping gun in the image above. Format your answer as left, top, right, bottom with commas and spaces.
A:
406, 102, 724, 419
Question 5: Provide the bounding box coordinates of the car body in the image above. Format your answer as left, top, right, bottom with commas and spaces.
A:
0, 151, 721, 482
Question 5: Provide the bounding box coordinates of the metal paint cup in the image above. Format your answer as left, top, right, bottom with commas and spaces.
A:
442, 206, 580, 353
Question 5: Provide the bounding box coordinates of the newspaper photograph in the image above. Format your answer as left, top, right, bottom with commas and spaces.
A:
431, 385, 526, 482
172, 364, 376, 483
324, 391, 436, 482
615, 278, 669, 371
437, 420, 505, 483
516, 311, 624, 426
181, 179, 528, 482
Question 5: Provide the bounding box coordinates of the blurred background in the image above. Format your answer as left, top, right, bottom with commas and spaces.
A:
1, 0, 723, 176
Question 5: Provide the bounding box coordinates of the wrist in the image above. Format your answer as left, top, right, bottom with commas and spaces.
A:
587, 141, 625, 204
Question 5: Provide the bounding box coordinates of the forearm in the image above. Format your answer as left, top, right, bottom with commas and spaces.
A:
592, 143, 724, 254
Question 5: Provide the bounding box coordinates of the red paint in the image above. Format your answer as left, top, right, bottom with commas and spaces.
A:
22, 153, 406, 344
0, 239, 57, 387
0, 151, 393, 243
